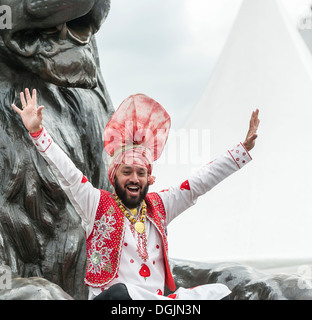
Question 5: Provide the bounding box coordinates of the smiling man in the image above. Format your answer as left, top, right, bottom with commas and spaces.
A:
12, 88, 259, 300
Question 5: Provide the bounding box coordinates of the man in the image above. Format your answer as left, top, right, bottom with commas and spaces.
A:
12, 88, 259, 300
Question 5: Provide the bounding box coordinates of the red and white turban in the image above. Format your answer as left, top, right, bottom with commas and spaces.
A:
104, 94, 171, 187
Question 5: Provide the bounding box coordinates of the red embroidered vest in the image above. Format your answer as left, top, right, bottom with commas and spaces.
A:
84, 190, 176, 291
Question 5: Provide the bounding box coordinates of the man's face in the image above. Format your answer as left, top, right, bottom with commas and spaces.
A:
114, 164, 149, 209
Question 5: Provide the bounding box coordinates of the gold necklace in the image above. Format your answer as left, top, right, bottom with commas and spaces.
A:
113, 194, 147, 234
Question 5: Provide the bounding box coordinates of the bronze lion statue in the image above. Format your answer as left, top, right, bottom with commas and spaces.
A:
0, 0, 113, 299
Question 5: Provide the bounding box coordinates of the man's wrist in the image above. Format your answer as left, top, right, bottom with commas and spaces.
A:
29, 125, 43, 133
29, 126, 43, 138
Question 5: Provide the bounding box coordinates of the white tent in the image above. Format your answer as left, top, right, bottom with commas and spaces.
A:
152, 0, 312, 272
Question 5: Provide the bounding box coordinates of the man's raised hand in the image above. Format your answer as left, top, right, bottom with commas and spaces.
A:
243, 109, 260, 152
12, 88, 44, 133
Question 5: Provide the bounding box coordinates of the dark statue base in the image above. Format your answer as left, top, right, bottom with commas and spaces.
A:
167, 259, 312, 300
1, 258, 312, 300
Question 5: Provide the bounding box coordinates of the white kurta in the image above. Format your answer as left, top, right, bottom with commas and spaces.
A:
30, 127, 252, 300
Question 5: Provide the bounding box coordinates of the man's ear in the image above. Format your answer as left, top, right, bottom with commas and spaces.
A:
148, 175, 156, 185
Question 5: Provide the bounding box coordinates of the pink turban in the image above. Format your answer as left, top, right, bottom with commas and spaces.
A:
104, 94, 171, 187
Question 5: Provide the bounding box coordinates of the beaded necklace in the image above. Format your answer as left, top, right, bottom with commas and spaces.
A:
113, 194, 147, 234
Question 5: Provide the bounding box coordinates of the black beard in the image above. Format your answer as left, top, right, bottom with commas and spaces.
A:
114, 178, 149, 209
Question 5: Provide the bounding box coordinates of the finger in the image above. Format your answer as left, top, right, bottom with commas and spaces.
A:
25, 88, 32, 105
12, 103, 22, 116
37, 105, 44, 117
251, 133, 258, 140
250, 110, 256, 126
254, 109, 260, 125
32, 89, 37, 106
253, 113, 260, 130
251, 109, 259, 129
20, 92, 27, 108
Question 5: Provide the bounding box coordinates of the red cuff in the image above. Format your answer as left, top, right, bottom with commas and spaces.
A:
30, 127, 43, 138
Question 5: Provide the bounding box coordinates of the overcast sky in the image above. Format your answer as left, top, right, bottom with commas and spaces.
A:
95, 0, 312, 129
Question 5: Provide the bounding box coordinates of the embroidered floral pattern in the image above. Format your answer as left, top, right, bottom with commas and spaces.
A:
87, 246, 113, 274
87, 207, 116, 273
85, 193, 125, 287
94, 206, 116, 241
87, 207, 116, 274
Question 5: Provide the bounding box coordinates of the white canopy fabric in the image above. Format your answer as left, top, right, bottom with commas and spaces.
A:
152, 0, 312, 270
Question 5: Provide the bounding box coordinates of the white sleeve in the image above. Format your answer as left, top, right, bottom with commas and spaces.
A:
29, 127, 100, 238
158, 143, 252, 225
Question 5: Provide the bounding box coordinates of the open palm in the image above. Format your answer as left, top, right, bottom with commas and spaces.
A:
12, 88, 44, 133
243, 109, 260, 151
